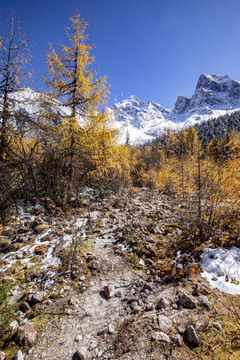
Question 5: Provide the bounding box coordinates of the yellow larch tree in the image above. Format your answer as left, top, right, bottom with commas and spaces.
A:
43, 12, 128, 196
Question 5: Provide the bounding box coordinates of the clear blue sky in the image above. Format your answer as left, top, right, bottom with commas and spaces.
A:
1, 0, 240, 108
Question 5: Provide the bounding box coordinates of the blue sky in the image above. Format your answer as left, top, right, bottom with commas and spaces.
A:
1, 0, 240, 108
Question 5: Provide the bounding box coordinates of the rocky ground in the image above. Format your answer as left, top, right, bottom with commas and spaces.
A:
0, 188, 240, 360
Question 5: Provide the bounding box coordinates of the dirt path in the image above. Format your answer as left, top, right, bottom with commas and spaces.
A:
27, 227, 144, 360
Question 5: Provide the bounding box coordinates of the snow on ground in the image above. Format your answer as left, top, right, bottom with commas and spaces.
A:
200, 246, 240, 295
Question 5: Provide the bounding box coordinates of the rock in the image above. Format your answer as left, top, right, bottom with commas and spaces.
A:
12, 350, 24, 360
145, 303, 154, 311
72, 347, 87, 360
0, 239, 12, 253
75, 334, 83, 342
9, 320, 19, 331
173, 334, 183, 347
185, 325, 200, 346
32, 291, 47, 303
88, 261, 100, 270
30, 220, 39, 229
157, 315, 172, 333
178, 291, 197, 309
151, 331, 170, 343
156, 297, 169, 309
0, 352, 5, 360
25, 270, 37, 283
212, 322, 222, 330
130, 301, 138, 310
115, 290, 122, 298
69, 296, 80, 305
103, 285, 115, 298
177, 325, 186, 335
87, 255, 97, 261
143, 283, 153, 291
97, 327, 108, 336
146, 237, 156, 243
97, 350, 103, 358
192, 283, 210, 296
108, 324, 115, 334
19, 301, 31, 312
34, 245, 48, 255
26, 262, 35, 269
198, 295, 210, 310
17, 322, 37, 346
3, 276, 15, 283
34, 224, 49, 234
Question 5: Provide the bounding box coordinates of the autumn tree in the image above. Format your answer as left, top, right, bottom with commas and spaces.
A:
0, 12, 31, 165
43, 12, 114, 193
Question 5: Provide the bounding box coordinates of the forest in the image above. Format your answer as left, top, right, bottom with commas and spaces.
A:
1, 12, 240, 246
1, 11, 240, 360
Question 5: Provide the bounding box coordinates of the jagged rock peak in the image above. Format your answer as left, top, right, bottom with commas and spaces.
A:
195, 73, 240, 92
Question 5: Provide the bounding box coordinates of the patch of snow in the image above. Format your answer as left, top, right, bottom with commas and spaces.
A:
200, 246, 240, 295
139, 258, 145, 266
117, 243, 130, 251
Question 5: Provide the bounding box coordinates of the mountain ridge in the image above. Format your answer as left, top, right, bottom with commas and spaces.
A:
112, 73, 240, 144
2, 73, 240, 145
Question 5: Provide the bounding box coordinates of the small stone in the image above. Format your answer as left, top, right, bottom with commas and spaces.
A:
89, 261, 100, 270
19, 301, 31, 312
69, 296, 80, 305
17, 322, 37, 346
3, 276, 15, 283
9, 320, 19, 330
173, 334, 183, 347
198, 295, 210, 310
87, 255, 97, 261
151, 331, 170, 343
178, 291, 197, 309
177, 325, 186, 335
25, 270, 37, 283
145, 303, 154, 311
34, 245, 47, 255
156, 297, 169, 309
97, 327, 108, 336
108, 324, 115, 334
26, 262, 35, 269
146, 237, 156, 243
192, 283, 209, 296
185, 325, 200, 346
115, 290, 122, 298
0, 351, 5, 360
143, 283, 153, 291
12, 350, 24, 360
103, 285, 115, 298
212, 322, 222, 330
157, 315, 172, 333
34, 224, 49, 234
130, 301, 138, 310
32, 291, 47, 303
75, 334, 83, 342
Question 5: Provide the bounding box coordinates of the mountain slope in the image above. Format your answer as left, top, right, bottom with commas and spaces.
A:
2, 74, 240, 145
112, 74, 240, 144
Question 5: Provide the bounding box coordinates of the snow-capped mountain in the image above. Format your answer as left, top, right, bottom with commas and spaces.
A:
113, 74, 240, 144
3, 74, 240, 145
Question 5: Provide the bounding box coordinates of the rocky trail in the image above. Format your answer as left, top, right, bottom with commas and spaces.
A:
0, 188, 240, 360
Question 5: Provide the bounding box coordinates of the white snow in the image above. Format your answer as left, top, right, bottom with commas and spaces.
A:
4, 73, 240, 146
200, 246, 240, 295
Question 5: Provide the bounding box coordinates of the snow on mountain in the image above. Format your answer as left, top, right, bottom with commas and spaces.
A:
112, 74, 240, 144
3, 74, 240, 145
